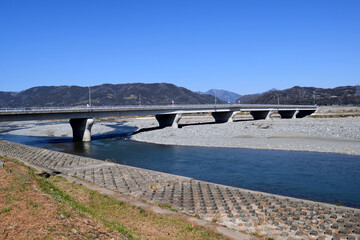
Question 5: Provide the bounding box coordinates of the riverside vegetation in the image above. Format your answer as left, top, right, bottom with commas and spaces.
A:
0, 156, 228, 240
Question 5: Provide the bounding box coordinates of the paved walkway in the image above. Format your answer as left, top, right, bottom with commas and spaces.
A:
0, 140, 359, 240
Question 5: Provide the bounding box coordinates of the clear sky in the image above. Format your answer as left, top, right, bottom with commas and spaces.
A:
1, 0, 359, 95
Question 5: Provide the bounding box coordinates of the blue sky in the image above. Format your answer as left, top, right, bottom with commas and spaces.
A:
1, 0, 359, 95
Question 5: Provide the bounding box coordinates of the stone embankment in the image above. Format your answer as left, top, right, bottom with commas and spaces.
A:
1, 140, 359, 240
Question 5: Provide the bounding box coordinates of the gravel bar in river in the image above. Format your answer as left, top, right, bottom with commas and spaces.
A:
129, 116, 360, 156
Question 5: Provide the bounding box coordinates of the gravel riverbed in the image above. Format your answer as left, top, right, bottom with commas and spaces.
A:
1, 114, 360, 156
129, 116, 360, 156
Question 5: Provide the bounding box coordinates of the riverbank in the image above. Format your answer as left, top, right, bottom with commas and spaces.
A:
0, 156, 230, 240
1, 140, 359, 240
2, 117, 359, 209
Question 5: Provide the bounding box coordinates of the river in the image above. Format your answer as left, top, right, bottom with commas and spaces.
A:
0, 124, 359, 208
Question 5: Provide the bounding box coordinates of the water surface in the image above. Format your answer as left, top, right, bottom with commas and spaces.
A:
1, 128, 359, 208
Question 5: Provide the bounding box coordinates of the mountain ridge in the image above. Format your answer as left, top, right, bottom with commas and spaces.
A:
0, 83, 225, 108
236, 85, 359, 105
198, 89, 241, 103
1, 83, 358, 108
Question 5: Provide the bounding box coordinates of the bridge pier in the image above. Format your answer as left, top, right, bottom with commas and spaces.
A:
296, 110, 316, 118
211, 111, 236, 123
155, 114, 182, 128
250, 110, 273, 120
69, 118, 94, 142
278, 110, 299, 119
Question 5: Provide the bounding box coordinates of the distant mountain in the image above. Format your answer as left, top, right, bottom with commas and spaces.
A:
236, 93, 261, 104
235, 88, 277, 104
236, 86, 359, 105
198, 89, 241, 103
0, 83, 226, 108
0, 91, 17, 106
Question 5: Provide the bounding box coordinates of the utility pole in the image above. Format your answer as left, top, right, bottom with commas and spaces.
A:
139, 94, 141, 106
88, 86, 91, 107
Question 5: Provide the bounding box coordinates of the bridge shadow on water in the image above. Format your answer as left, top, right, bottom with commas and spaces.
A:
0, 121, 138, 154
93, 122, 138, 140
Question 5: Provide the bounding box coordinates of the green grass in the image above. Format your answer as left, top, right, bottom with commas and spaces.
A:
26, 199, 40, 208
157, 203, 178, 212
0, 207, 12, 215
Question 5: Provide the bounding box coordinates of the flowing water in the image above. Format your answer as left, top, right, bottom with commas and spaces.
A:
1, 125, 359, 208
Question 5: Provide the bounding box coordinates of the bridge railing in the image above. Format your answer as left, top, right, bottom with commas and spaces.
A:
0, 104, 227, 112
0, 104, 318, 113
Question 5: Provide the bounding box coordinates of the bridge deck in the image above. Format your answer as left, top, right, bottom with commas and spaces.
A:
0, 104, 317, 122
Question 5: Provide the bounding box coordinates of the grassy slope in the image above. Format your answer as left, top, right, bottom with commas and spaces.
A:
0, 156, 228, 240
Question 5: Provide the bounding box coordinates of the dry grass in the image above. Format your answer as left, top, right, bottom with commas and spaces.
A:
0, 157, 228, 240
0, 157, 126, 240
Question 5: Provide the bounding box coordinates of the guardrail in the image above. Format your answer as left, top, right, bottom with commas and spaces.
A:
0, 104, 221, 112
0, 104, 318, 113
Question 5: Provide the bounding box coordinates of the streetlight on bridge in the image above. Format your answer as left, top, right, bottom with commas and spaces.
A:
274, 93, 280, 105
356, 84, 360, 106
213, 91, 217, 106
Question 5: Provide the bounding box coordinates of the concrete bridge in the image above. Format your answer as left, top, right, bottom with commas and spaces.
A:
0, 104, 317, 141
